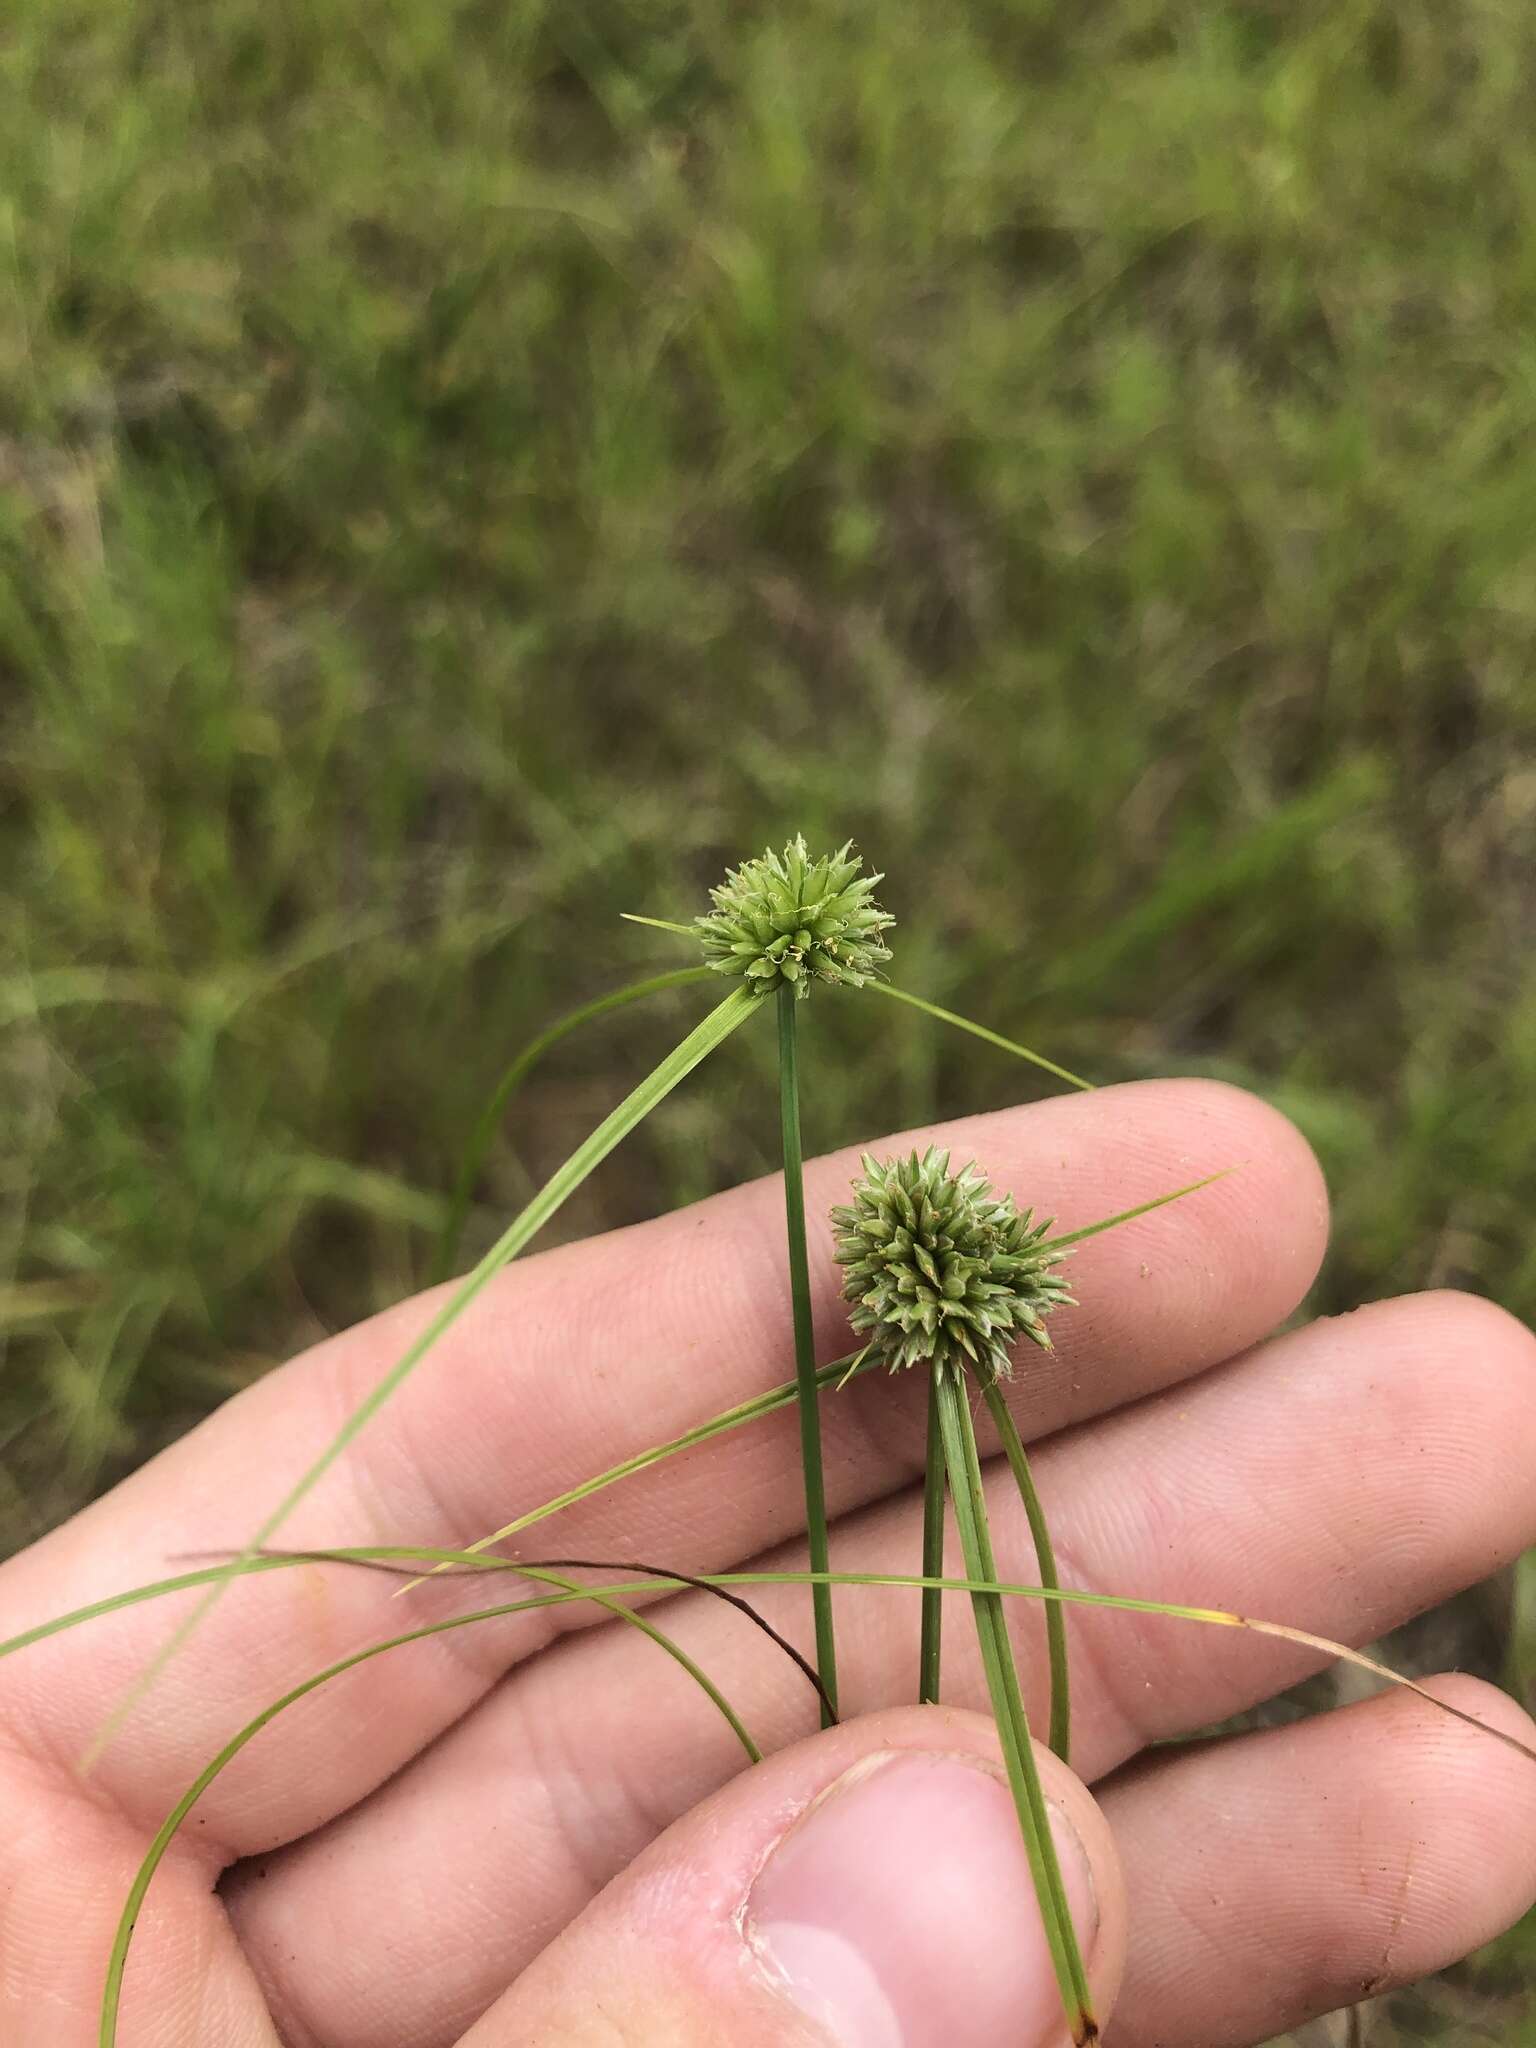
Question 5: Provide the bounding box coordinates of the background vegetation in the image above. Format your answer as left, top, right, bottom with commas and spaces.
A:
3, 2, 1535, 2037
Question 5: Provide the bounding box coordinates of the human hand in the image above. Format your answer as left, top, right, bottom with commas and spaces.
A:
2, 1080, 1534, 2047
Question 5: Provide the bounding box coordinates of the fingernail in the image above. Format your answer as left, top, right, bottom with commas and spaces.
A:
746, 1750, 1097, 2048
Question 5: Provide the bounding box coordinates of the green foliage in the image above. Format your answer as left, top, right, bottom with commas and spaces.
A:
7, 3, 1536, 1511
4, 4, 1536, 2031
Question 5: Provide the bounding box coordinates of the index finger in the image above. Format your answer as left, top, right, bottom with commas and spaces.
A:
0, 1078, 1325, 1858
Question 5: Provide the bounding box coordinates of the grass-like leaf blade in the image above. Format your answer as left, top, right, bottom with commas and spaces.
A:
81, 983, 762, 1769
432, 965, 712, 1284
393, 1345, 873, 1596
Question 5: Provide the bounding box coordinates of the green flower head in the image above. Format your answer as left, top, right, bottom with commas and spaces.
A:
832, 1147, 1074, 1382
696, 836, 894, 1000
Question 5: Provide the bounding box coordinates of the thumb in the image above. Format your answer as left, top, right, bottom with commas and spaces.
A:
457, 1705, 1126, 2048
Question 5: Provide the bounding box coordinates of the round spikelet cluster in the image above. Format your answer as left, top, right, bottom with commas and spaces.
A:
695, 836, 894, 999
832, 1147, 1074, 1382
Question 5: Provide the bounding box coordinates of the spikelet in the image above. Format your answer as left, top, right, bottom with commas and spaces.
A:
832, 1147, 1073, 1382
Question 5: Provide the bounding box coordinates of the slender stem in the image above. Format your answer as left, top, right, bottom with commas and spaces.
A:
934, 1367, 1096, 2045
919, 1375, 945, 1704
777, 983, 837, 1723
432, 966, 712, 1284
983, 1381, 1070, 1763
82, 982, 763, 1772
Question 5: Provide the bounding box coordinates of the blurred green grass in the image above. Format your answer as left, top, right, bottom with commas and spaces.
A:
3, 2, 1536, 2035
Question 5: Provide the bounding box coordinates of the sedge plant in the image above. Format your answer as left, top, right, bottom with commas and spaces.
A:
5, 1262, 1534, 2043
44, 834, 1536, 2045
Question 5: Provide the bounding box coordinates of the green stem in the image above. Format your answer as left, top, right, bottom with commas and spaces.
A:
83, 983, 763, 1773
919, 1375, 945, 1704
777, 983, 837, 1723
934, 1368, 1096, 2045
432, 966, 712, 1284
983, 1380, 1070, 1763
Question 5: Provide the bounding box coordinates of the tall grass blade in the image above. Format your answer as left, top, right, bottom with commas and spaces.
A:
394, 1345, 872, 1596
12, 1554, 1531, 1768
935, 1368, 1097, 2044
97, 1572, 764, 2048
983, 1380, 1070, 1763
190, 1545, 838, 1725
865, 982, 1094, 1092
760, 1577, 1536, 1764
432, 966, 712, 1283
777, 983, 838, 1722
81, 984, 762, 1770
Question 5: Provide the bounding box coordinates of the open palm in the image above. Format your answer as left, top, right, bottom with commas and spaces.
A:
2, 1079, 1533, 2047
